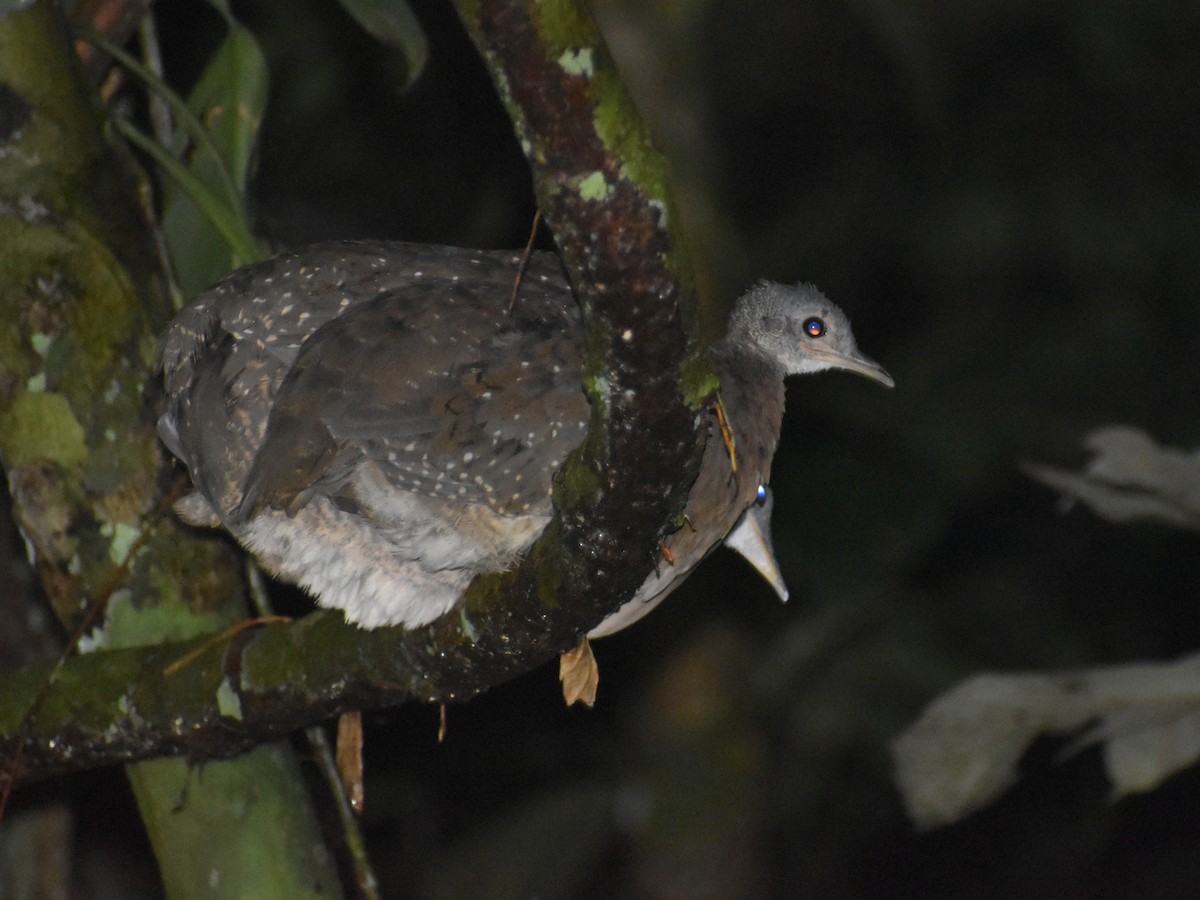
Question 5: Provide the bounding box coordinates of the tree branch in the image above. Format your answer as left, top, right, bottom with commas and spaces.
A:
0, 4, 344, 892
1, 0, 703, 785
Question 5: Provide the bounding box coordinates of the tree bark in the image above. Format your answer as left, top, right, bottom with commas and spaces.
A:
0, 0, 703, 791
0, 2, 343, 895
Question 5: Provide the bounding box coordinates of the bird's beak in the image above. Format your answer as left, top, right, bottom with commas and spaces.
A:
724, 496, 789, 603
821, 347, 895, 388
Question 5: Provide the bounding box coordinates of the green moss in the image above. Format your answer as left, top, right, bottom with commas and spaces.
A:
679, 345, 723, 408
530, 0, 670, 202
553, 452, 602, 511
532, 533, 566, 609
101, 520, 141, 566
533, 0, 595, 54
577, 170, 611, 201
60, 220, 143, 400
216, 677, 243, 721
0, 5, 102, 198
144, 534, 246, 620
104, 588, 229, 650
557, 46, 594, 77
457, 606, 480, 643
581, 368, 611, 408
0, 391, 87, 468
0, 216, 144, 408
590, 67, 670, 202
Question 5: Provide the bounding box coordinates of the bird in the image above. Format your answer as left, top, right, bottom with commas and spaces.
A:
157, 240, 892, 638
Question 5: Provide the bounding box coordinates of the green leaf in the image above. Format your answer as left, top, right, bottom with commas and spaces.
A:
162, 23, 268, 296
336, 0, 428, 88
117, 119, 260, 271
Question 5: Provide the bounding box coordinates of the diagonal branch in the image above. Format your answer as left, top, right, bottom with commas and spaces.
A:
1, 0, 704, 784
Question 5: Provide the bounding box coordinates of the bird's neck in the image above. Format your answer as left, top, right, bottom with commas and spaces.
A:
709, 341, 787, 486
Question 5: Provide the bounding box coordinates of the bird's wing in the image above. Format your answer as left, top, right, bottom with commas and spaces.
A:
233, 253, 589, 520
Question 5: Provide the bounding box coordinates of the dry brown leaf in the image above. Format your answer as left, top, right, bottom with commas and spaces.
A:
336, 710, 365, 813
560, 638, 599, 707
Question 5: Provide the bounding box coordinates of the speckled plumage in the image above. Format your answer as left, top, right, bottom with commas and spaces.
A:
158, 240, 891, 633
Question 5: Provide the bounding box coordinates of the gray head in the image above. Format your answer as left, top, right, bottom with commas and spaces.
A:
726, 281, 894, 387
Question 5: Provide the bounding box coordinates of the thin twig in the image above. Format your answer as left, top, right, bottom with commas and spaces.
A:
507, 207, 543, 313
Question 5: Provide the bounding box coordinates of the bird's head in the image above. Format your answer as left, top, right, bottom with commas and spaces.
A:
726, 281, 894, 388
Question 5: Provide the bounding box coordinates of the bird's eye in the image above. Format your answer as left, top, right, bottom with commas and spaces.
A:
755, 484, 768, 506
803, 317, 826, 338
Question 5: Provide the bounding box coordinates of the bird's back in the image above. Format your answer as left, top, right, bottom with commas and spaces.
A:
159, 241, 588, 529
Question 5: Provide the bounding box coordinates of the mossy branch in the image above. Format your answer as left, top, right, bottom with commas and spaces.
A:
1, 0, 702, 785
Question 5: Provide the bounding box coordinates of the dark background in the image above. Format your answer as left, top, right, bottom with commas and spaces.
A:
19, 0, 1200, 896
